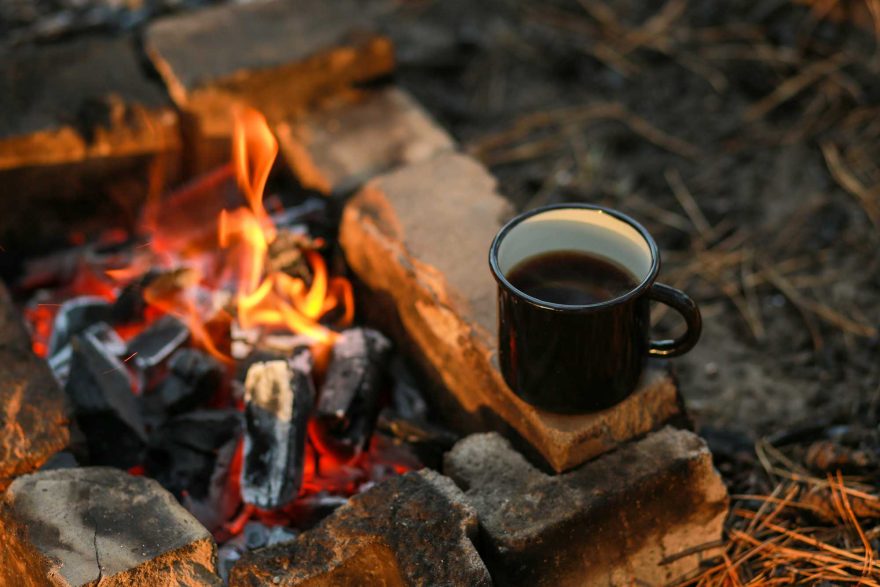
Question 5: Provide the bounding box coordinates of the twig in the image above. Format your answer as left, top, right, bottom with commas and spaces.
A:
468, 102, 701, 162
665, 168, 713, 239
820, 141, 880, 233
744, 53, 852, 122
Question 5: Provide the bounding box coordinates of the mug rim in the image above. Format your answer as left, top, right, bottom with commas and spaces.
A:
488, 203, 660, 312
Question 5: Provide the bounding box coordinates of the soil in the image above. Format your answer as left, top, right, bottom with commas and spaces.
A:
387, 0, 880, 445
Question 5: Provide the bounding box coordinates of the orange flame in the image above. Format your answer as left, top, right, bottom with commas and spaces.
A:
88, 107, 353, 360
217, 108, 348, 347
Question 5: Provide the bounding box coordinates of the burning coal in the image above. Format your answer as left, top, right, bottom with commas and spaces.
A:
20, 107, 421, 542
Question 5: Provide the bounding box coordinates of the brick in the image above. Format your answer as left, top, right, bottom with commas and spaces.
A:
0, 282, 70, 490
338, 152, 685, 472
276, 86, 455, 196
0, 467, 221, 586
0, 35, 180, 249
445, 428, 729, 586
145, 0, 395, 174
229, 469, 491, 587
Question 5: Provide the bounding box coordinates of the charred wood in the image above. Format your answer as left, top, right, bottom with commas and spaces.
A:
151, 348, 224, 415
126, 313, 190, 373
146, 409, 243, 532
241, 352, 315, 509
47, 296, 112, 357
315, 328, 391, 458
377, 409, 458, 470
65, 331, 146, 467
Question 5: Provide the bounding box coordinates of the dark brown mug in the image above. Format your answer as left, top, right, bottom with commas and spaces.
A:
488, 204, 701, 414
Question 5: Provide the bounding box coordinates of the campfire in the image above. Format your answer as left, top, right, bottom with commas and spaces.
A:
18, 108, 419, 555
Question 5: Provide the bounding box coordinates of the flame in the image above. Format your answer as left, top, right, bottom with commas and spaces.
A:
28, 107, 353, 361
217, 108, 347, 347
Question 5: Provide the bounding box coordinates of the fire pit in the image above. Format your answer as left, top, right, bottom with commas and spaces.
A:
0, 1, 732, 585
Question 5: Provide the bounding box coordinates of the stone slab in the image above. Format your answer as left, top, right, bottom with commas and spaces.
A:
338, 152, 686, 472
145, 0, 393, 103
0, 282, 70, 490
229, 469, 491, 587
277, 86, 455, 196
0, 35, 180, 249
0, 467, 221, 586
0, 35, 178, 169
145, 0, 395, 174
445, 428, 729, 586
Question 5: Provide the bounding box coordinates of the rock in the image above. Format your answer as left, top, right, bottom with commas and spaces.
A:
229, 469, 491, 587
0, 282, 70, 490
444, 428, 729, 587
0, 467, 221, 586
339, 152, 686, 472
277, 86, 455, 196
144, 0, 395, 174
0, 35, 180, 250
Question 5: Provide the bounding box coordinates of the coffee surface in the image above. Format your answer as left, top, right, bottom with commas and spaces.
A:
506, 250, 638, 305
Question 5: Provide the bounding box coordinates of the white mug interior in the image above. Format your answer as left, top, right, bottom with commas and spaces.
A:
496, 208, 654, 288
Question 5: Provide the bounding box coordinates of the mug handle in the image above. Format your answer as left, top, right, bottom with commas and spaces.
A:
647, 283, 702, 357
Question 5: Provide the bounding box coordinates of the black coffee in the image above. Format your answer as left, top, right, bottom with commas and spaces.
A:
506, 251, 638, 305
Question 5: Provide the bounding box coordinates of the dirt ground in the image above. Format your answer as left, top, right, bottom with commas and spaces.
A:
388, 0, 880, 447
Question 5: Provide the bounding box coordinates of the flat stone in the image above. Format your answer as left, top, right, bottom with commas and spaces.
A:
229, 469, 491, 587
0, 467, 221, 586
277, 86, 455, 196
145, 0, 395, 174
445, 428, 729, 586
145, 0, 393, 104
0, 282, 70, 490
338, 152, 685, 472
0, 35, 180, 249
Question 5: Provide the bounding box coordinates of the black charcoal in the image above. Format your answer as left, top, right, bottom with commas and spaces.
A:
47, 296, 112, 356
377, 410, 459, 470
241, 352, 315, 509
145, 410, 243, 532
110, 269, 160, 324
37, 451, 79, 471
243, 521, 298, 550
315, 328, 392, 457
217, 522, 296, 582
285, 492, 349, 530
47, 344, 73, 386
84, 321, 126, 356
65, 331, 146, 467
48, 322, 125, 387
152, 348, 224, 414
126, 314, 190, 370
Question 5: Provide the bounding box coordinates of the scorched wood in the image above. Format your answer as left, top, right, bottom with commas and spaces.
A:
65, 331, 146, 468
47, 296, 112, 357
126, 314, 190, 371
146, 409, 243, 532
152, 348, 224, 414
314, 328, 391, 457
241, 352, 314, 509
